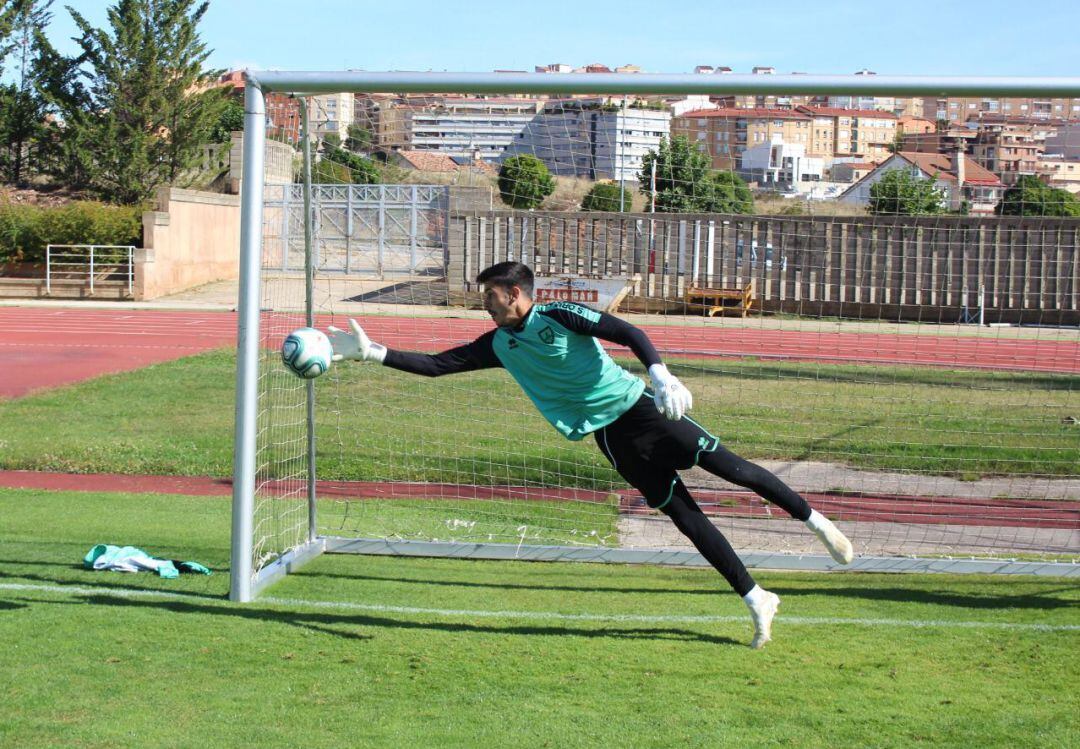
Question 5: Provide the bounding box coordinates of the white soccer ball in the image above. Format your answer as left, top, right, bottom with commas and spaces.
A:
281, 327, 333, 379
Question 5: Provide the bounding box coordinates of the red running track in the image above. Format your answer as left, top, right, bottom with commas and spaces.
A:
1, 306, 1077, 399
1, 471, 1076, 530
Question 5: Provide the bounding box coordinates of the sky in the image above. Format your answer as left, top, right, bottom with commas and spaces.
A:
49, 0, 1080, 78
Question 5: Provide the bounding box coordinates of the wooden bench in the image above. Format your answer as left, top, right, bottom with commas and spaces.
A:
684, 283, 754, 317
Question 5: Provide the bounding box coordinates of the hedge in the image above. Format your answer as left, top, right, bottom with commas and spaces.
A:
0, 201, 143, 264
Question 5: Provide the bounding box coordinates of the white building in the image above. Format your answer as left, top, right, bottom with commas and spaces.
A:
504, 100, 670, 182
740, 135, 824, 189
390, 98, 546, 163
308, 93, 354, 143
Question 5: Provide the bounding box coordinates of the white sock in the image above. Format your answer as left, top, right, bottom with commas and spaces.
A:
742, 584, 767, 607
805, 508, 829, 532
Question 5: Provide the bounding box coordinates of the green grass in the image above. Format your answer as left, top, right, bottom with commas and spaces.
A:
0, 349, 1075, 481
1, 487, 1077, 748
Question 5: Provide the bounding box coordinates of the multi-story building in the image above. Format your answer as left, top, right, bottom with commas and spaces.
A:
218, 70, 302, 144
376, 97, 546, 163
1044, 122, 1080, 159
796, 106, 897, 161
308, 93, 354, 143
970, 120, 1046, 186
741, 134, 825, 188
923, 96, 1080, 124
899, 127, 977, 155
1038, 155, 1080, 193
504, 99, 670, 182
672, 108, 818, 171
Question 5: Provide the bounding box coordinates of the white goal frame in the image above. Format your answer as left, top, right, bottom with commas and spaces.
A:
230, 71, 1080, 602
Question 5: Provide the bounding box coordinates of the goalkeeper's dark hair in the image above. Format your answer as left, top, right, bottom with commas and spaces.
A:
477, 261, 534, 297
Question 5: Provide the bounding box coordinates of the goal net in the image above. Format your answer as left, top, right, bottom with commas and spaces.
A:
231, 71, 1080, 601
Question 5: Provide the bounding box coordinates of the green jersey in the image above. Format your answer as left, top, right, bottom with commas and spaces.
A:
382, 302, 661, 441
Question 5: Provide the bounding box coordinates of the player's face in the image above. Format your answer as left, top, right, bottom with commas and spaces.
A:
483, 283, 524, 327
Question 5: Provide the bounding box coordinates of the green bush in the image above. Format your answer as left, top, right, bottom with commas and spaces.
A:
0, 201, 143, 264
581, 182, 631, 211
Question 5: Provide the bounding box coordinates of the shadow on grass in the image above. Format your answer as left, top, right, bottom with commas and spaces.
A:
7, 593, 743, 646
295, 569, 721, 597
767, 583, 1080, 610
0, 560, 224, 601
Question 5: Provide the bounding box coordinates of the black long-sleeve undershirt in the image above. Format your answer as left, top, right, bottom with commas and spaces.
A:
381, 303, 661, 377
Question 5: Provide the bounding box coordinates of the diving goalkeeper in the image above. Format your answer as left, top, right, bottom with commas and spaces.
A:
328, 261, 853, 649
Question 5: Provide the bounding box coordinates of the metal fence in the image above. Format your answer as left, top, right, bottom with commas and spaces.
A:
262, 184, 450, 276
449, 212, 1080, 324
45, 244, 135, 296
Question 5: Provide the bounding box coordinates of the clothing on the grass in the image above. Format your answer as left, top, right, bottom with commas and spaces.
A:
83, 544, 211, 578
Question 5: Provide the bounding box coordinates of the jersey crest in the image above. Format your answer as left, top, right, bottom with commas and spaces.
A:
538, 326, 555, 344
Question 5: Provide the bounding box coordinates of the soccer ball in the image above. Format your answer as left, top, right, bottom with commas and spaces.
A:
281, 327, 333, 379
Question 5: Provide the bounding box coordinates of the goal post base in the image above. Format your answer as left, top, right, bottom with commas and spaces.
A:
323, 537, 1079, 577
240, 538, 327, 603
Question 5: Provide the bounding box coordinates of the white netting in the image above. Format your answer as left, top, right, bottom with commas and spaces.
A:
247, 78, 1080, 585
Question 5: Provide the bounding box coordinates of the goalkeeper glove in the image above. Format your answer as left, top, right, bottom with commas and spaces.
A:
327, 318, 387, 363
648, 363, 693, 421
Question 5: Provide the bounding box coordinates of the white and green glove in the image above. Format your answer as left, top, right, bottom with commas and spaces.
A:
648, 363, 693, 421
327, 318, 387, 363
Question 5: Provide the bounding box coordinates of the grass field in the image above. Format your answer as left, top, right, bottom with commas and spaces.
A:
2, 487, 1078, 748
0, 348, 1075, 481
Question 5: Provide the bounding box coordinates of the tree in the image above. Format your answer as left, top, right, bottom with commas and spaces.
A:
581, 182, 631, 211
498, 154, 554, 209
995, 175, 1080, 217
868, 168, 945, 215
321, 142, 379, 184
0, 0, 58, 186
704, 171, 754, 214
345, 123, 373, 152
210, 97, 244, 143
48, 0, 230, 204
638, 136, 753, 214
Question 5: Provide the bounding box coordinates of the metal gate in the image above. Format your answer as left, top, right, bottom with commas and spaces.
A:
263, 184, 449, 276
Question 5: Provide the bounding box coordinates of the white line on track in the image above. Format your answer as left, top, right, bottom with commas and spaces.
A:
2, 582, 1077, 632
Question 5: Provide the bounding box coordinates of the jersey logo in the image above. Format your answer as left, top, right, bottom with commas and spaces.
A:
538, 326, 555, 344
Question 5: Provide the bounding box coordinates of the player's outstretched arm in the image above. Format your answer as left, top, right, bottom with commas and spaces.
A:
327, 319, 387, 363
327, 318, 500, 377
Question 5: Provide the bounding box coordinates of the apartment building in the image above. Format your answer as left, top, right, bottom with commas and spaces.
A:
218, 70, 301, 144
672, 108, 818, 171
924, 96, 1080, 123
504, 99, 670, 181
970, 120, 1046, 186
308, 93, 354, 143
376, 97, 546, 163
1038, 155, 1080, 193
1045, 122, 1080, 159
796, 106, 897, 161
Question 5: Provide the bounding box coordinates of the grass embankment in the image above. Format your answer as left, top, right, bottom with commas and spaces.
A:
0, 349, 1075, 481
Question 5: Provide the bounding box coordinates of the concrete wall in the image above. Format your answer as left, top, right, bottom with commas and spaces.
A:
135, 187, 240, 300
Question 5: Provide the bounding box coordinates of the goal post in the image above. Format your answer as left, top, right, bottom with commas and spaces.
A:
230, 71, 1080, 602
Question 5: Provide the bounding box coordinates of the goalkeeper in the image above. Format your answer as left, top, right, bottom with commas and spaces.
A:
328, 261, 853, 649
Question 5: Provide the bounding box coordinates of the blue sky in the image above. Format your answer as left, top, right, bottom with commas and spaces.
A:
53, 0, 1079, 77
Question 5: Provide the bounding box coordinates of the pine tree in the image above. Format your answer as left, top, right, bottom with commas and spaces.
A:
50, 0, 229, 204
0, 0, 57, 185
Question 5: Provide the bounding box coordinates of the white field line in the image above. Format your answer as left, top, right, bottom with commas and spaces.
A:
2, 582, 1077, 632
